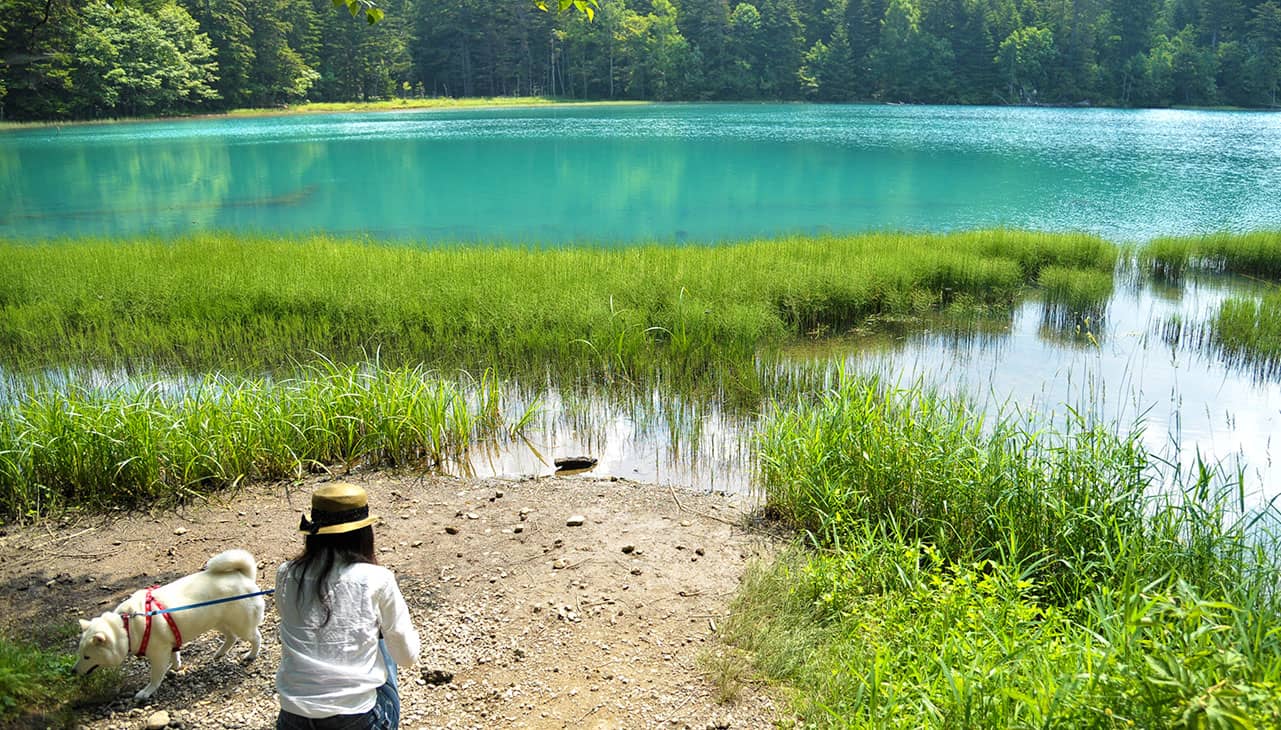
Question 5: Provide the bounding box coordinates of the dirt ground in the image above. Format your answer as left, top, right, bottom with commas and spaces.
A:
0, 471, 785, 729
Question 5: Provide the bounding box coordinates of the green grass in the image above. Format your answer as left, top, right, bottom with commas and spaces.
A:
1140, 232, 1281, 280
0, 631, 119, 728
729, 372, 1281, 727
1138, 232, 1281, 374
0, 231, 1117, 380
0, 361, 525, 519
1038, 264, 1115, 311
1211, 290, 1281, 377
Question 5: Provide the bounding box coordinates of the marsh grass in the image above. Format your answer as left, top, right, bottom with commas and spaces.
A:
1140, 232, 1281, 281
0, 361, 525, 519
0, 629, 119, 728
0, 231, 1116, 381
1138, 233, 1281, 375
733, 371, 1281, 727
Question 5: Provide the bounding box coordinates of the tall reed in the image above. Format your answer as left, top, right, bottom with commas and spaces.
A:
732, 371, 1281, 727
0, 361, 524, 519
0, 231, 1116, 378
1140, 231, 1281, 280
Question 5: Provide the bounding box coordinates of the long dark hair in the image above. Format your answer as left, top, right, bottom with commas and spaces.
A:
286, 526, 377, 626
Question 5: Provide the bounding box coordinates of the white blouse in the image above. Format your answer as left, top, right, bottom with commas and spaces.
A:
275, 561, 421, 718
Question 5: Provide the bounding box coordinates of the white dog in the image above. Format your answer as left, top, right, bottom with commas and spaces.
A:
74, 548, 265, 701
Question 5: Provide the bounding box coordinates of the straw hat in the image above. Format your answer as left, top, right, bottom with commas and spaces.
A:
299, 483, 379, 535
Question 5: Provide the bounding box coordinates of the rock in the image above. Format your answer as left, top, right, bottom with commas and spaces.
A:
513, 526, 524, 534
566, 515, 586, 527
465, 512, 480, 520
173, 527, 188, 535
621, 544, 635, 554
679, 520, 692, 527
146, 710, 170, 729
421, 668, 454, 686
445, 526, 459, 535
552, 559, 569, 569
695, 547, 705, 556
554, 456, 597, 470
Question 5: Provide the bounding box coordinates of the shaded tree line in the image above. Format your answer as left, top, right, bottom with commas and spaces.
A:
2, 0, 1279, 120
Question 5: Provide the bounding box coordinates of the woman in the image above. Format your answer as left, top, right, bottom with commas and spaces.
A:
276, 482, 421, 730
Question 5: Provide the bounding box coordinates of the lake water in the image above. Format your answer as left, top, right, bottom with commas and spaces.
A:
3, 103, 1280, 242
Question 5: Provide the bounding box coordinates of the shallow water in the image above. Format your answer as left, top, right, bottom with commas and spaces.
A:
430, 272, 1277, 505
4, 104, 1280, 241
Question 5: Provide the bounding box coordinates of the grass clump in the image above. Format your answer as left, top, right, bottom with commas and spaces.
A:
1140, 232, 1281, 280
1138, 232, 1281, 375
0, 361, 523, 519
730, 372, 1281, 727
1038, 264, 1114, 311
0, 231, 1116, 380
1212, 290, 1281, 377
0, 632, 118, 728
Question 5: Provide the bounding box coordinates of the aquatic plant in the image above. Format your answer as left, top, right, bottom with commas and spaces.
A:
1141, 231, 1281, 280
0, 362, 527, 519
731, 371, 1281, 727
0, 231, 1116, 380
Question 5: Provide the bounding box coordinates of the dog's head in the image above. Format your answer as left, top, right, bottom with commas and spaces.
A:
74, 614, 127, 676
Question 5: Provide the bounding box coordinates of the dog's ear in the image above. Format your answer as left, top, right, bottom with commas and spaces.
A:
92, 632, 108, 645
79, 619, 91, 631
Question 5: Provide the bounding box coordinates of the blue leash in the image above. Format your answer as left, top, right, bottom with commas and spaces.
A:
122, 589, 275, 618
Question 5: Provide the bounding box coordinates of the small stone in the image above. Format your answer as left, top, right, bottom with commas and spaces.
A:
495, 490, 505, 499
630, 568, 643, 576
173, 527, 188, 535
552, 559, 569, 570
566, 515, 586, 527
621, 544, 635, 554
421, 668, 453, 686
146, 710, 170, 729
465, 512, 480, 520
513, 526, 524, 534
411, 540, 424, 547
445, 526, 459, 535
679, 520, 692, 527
695, 547, 705, 556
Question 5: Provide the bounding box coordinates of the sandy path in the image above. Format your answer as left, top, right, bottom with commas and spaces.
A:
0, 472, 781, 729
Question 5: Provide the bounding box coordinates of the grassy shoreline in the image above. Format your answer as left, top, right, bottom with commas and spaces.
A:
0, 230, 1117, 378
6, 229, 1281, 725
727, 372, 1281, 727
0, 97, 647, 131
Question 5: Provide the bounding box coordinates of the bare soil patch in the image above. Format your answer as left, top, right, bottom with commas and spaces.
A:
0, 472, 782, 729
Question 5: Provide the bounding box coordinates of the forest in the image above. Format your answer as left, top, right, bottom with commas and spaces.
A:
1, 0, 1279, 121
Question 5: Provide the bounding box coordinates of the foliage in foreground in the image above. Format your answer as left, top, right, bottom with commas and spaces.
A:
730, 374, 1281, 727
0, 632, 118, 728
0, 231, 1116, 379
0, 362, 521, 519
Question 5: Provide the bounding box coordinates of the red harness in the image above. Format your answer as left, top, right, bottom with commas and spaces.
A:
121, 586, 184, 656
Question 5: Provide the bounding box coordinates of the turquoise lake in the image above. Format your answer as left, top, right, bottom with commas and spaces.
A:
3, 103, 1280, 241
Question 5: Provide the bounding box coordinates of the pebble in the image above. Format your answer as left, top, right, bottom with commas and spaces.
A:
445, 526, 459, 535
566, 515, 586, 527
621, 544, 636, 554
145, 710, 170, 729
173, 527, 188, 535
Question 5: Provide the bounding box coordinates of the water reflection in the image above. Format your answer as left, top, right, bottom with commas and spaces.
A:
4, 104, 1280, 241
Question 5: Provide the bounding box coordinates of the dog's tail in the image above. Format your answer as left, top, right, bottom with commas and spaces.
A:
205, 549, 258, 581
